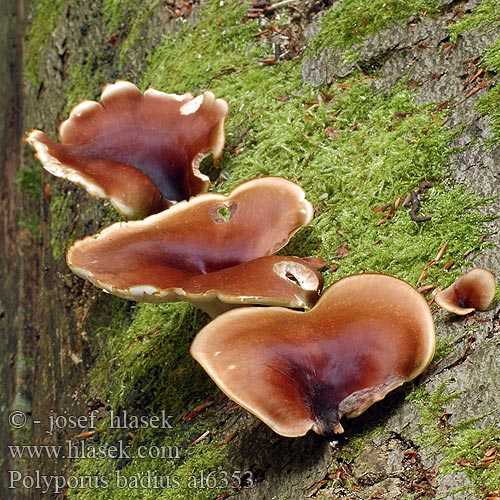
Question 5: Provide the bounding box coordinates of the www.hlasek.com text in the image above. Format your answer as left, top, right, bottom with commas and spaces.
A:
9, 439, 180, 460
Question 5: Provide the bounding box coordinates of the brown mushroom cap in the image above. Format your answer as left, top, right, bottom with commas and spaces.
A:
434, 268, 496, 315
67, 177, 321, 316
25, 81, 228, 219
191, 273, 436, 438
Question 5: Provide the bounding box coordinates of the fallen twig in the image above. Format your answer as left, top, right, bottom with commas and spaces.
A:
189, 430, 211, 447
409, 190, 431, 222
417, 241, 448, 285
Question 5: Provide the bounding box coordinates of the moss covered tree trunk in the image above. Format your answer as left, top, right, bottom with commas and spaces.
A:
1, 1, 499, 499
1, 0, 42, 496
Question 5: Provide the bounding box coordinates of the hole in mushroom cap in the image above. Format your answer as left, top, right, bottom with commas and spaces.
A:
273, 261, 320, 291
210, 201, 237, 224
285, 272, 300, 286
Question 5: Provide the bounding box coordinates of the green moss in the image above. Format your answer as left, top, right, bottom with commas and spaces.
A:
448, 0, 500, 146
69, 430, 229, 499
220, 80, 491, 287
48, 180, 122, 259
312, 0, 443, 55
141, 0, 491, 289
14, 165, 42, 236
62, 3, 122, 112
406, 382, 461, 448
494, 283, 500, 303
102, 0, 164, 69
92, 302, 212, 414
64, 57, 111, 113
14, 165, 42, 199
24, 0, 65, 87
18, 214, 41, 236
141, 1, 266, 92
338, 433, 366, 465
117, 1, 162, 68
315, 427, 382, 498
62, 1, 163, 108
432, 330, 463, 364
476, 39, 500, 146
103, 0, 142, 34
407, 383, 499, 496
442, 427, 500, 495
448, 0, 499, 42
68, 303, 233, 499
49, 190, 77, 261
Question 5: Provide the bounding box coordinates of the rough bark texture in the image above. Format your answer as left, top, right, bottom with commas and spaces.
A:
0, 0, 40, 495
1, 0, 498, 499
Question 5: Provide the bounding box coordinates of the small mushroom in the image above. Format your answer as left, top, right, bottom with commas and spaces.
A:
25, 81, 228, 219
191, 273, 436, 439
67, 177, 321, 317
434, 268, 496, 315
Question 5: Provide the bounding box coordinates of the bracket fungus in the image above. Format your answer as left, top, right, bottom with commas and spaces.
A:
434, 268, 496, 315
25, 81, 228, 219
66, 177, 322, 317
191, 273, 436, 439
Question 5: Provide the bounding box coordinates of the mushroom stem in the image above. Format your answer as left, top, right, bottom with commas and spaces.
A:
195, 299, 238, 319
